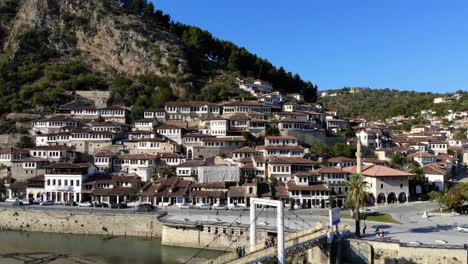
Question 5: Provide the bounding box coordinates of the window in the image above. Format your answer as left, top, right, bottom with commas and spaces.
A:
381, 184, 383, 189
400, 184, 403, 188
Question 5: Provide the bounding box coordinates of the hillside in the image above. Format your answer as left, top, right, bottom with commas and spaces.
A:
318, 88, 468, 120
0, 0, 317, 117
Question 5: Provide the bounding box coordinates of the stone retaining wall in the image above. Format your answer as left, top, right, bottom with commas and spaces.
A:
0, 207, 163, 238
344, 238, 468, 264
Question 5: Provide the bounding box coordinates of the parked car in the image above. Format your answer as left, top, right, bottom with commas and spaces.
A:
136, 203, 155, 212
93, 202, 103, 208
12, 200, 24, 206
78, 201, 93, 207
32, 198, 42, 205
21, 199, 30, 205
40, 200, 55, 206
229, 205, 246, 211
197, 203, 212, 210
213, 204, 228, 210
126, 201, 140, 207
101, 202, 110, 208
65, 201, 77, 206
111, 203, 127, 209
5, 197, 19, 203
457, 225, 468, 233
179, 203, 193, 209
360, 208, 377, 215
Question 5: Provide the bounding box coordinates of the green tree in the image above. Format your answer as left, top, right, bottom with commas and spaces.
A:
389, 153, 405, 168
445, 187, 463, 211
142, 2, 154, 19
265, 126, 280, 136
457, 182, 468, 201
409, 167, 428, 196
345, 173, 368, 237
331, 142, 355, 158
308, 140, 329, 159
241, 131, 256, 144
428, 191, 445, 211
16, 135, 34, 148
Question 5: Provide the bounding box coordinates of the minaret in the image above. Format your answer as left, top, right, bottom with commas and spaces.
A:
356, 137, 362, 174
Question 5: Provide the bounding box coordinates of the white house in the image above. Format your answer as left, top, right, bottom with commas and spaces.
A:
422, 163, 448, 191
410, 152, 437, 166
343, 165, 413, 205
156, 124, 183, 144
43, 163, 97, 203
120, 154, 158, 182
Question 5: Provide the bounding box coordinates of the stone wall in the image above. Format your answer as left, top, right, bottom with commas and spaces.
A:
75, 91, 110, 108
0, 207, 163, 238
344, 238, 468, 264
161, 224, 269, 251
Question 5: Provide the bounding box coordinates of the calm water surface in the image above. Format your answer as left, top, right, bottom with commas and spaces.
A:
0, 231, 222, 263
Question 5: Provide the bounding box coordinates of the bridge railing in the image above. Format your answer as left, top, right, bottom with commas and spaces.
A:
206, 223, 326, 264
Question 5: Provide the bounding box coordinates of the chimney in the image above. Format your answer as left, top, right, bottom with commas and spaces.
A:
356, 137, 362, 174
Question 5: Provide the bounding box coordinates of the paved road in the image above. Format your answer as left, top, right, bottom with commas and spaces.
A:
1, 201, 467, 245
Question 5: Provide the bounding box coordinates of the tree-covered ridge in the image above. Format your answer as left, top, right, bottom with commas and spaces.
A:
0, 0, 317, 115
318, 88, 468, 120
120, 0, 317, 99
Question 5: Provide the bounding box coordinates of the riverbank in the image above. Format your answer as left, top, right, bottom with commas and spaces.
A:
0, 230, 222, 264
0, 207, 164, 237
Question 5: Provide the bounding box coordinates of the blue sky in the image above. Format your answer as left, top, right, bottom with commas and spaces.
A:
151, 0, 468, 93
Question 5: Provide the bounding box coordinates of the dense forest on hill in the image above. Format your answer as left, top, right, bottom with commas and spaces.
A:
0, 0, 317, 116
318, 88, 468, 120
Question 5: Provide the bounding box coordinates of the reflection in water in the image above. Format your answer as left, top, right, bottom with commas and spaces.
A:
0, 231, 222, 264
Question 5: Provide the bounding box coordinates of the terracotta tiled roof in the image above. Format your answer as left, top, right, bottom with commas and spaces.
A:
223, 100, 266, 107
191, 182, 226, 189
0, 147, 28, 155
228, 186, 257, 197
46, 163, 92, 169
228, 113, 250, 121
232, 146, 261, 153
327, 157, 356, 163
422, 164, 446, 175
92, 187, 138, 195
192, 190, 225, 198
203, 137, 246, 142
294, 171, 320, 177
409, 152, 436, 158
9, 181, 28, 191
362, 158, 390, 164
315, 166, 349, 174
156, 124, 183, 130
13, 157, 49, 163
269, 157, 316, 164
343, 165, 413, 177
265, 136, 298, 140
274, 185, 289, 198
165, 101, 219, 107
177, 159, 206, 167
260, 145, 304, 151
121, 153, 158, 160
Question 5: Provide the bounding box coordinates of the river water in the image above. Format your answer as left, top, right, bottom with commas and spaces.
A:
0, 231, 222, 264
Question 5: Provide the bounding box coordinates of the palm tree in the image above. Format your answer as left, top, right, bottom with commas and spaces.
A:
345, 173, 368, 237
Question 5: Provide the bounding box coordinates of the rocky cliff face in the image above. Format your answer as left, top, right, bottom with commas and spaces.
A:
4, 0, 186, 77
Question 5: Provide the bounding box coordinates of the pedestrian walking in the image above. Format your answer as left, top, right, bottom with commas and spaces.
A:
242, 245, 246, 256
363, 224, 366, 236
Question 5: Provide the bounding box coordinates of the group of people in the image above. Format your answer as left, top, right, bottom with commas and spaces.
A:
375, 227, 385, 238
236, 245, 246, 257
264, 235, 276, 248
